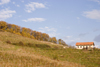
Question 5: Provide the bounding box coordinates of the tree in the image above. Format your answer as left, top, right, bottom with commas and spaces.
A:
52, 37, 57, 43
49, 37, 52, 42
58, 39, 62, 44
21, 27, 30, 37
0, 21, 67, 46
36, 32, 41, 40
45, 34, 49, 41
58, 39, 68, 46
42, 33, 49, 41
31, 31, 37, 39
0, 21, 7, 30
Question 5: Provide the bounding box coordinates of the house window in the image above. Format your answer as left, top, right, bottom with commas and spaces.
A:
82, 46, 83, 48
83, 46, 86, 48
77, 46, 79, 48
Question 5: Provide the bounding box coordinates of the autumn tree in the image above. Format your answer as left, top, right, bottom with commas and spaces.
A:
6, 24, 21, 35
58, 39, 67, 46
0, 21, 67, 45
42, 33, 50, 41
58, 39, 62, 44
45, 34, 49, 41
21, 27, 30, 37
31, 31, 37, 39
49, 37, 52, 42
36, 32, 42, 40
51, 37, 57, 43
0, 21, 7, 30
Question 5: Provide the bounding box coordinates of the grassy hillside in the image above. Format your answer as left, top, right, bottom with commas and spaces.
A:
0, 31, 100, 67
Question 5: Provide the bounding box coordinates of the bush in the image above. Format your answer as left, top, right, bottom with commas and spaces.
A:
19, 41, 24, 46
12, 41, 24, 46
27, 43, 34, 47
6, 40, 11, 44
35, 44, 51, 49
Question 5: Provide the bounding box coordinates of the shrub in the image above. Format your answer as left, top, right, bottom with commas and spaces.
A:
6, 40, 11, 44
19, 41, 24, 46
35, 44, 51, 49
27, 43, 34, 47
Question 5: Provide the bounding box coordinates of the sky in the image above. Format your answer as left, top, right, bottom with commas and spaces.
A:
0, 0, 100, 48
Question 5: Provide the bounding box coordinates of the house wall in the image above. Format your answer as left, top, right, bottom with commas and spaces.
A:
76, 46, 83, 49
76, 45, 94, 49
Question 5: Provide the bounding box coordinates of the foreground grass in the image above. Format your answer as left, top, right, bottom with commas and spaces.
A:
0, 31, 100, 67
0, 52, 62, 67
0, 40, 82, 67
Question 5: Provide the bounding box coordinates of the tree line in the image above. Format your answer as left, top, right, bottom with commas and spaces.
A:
0, 21, 67, 46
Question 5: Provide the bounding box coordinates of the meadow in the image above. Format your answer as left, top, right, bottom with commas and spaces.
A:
0, 31, 100, 67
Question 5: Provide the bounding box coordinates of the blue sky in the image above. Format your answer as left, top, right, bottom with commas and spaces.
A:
0, 0, 100, 48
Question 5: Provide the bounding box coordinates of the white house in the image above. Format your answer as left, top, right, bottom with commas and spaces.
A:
76, 42, 95, 49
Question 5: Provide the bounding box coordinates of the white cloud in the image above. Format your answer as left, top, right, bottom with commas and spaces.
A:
62, 36, 81, 46
16, 5, 20, 7
12, 2, 15, 4
77, 17, 80, 19
62, 36, 75, 44
25, 2, 46, 13
39, 27, 57, 32
83, 9, 100, 20
22, 1, 24, 3
66, 26, 70, 29
0, 8, 16, 20
63, 36, 72, 39
22, 18, 45, 22
90, 0, 100, 4
48, 32, 57, 37
0, 0, 10, 5
38, 27, 59, 37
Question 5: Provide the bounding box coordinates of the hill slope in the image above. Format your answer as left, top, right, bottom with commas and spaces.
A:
0, 31, 100, 67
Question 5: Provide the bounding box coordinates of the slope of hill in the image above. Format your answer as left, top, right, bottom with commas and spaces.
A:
0, 21, 67, 46
0, 31, 100, 67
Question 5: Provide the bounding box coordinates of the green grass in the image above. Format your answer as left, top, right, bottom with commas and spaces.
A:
32, 47, 100, 67
0, 52, 63, 67
0, 31, 100, 67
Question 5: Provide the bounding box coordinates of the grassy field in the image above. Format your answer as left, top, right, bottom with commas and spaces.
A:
0, 31, 100, 67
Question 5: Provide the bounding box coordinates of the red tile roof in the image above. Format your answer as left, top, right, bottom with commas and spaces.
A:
76, 42, 94, 46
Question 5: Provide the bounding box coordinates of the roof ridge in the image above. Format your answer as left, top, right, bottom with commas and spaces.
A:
76, 42, 94, 46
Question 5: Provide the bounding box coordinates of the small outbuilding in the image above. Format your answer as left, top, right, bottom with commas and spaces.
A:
76, 42, 95, 49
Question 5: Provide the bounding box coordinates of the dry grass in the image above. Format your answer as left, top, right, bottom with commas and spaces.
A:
0, 31, 63, 48
1, 31, 100, 67
0, 43, 83, 67
0, 31, 84, 67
